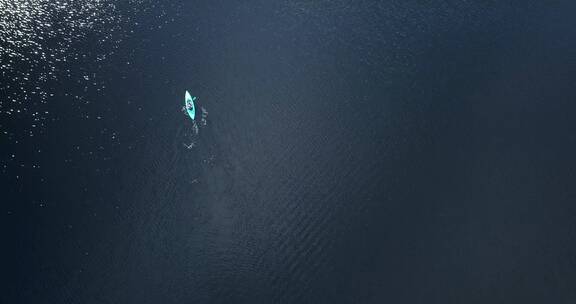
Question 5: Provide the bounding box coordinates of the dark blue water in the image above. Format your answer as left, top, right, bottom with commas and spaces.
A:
4, 1, 576, 303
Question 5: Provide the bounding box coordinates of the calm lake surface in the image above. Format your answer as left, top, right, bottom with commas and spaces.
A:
3, 1, 576, 303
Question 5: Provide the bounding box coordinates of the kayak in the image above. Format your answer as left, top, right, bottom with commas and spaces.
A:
185, 90, 196, 120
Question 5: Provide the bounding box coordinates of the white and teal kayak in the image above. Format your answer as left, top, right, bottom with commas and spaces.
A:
185, 90, 196, 120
